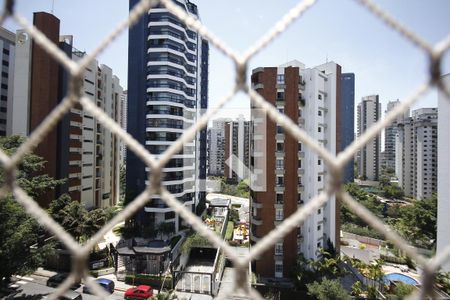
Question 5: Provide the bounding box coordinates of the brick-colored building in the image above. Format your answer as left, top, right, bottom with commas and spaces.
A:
250, 60, 342, 279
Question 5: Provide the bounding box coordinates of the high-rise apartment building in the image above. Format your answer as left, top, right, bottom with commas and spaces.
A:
357, 95, 381, 181
0, 27, 15, 136
224, 115, 250, 182
207, 118, 228, 176
250, 60, 340, 279
340, 73, 355, 183
384, 100, 409, 172
127, 0, 208, 233
437, 73, 450, 272
10, 12, 123, 208
396, 108, 437, 199
120, 90, 128, 165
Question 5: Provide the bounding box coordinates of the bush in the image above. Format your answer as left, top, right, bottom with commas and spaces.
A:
380, 254, 406, 265
225, 222, 234, 240
181, 232, 211, 254
125, 274, 172, 289
341, 223, 384, 240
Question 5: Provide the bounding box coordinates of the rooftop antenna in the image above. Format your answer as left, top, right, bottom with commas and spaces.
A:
51, 0, 55, 14
326, 53, 328, 63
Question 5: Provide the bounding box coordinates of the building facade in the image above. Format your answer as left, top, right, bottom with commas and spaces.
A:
0, 27, 15, 136
120, 90, 128, 165
224, 115, 250, 182
250, 60, 340, 279
126, 0, 208, 234
384, 100, 409, 173
207, 118, 228, 176
396, 108, 437, 199
437, 73, 449, 272
11, 13, 123, 208
340, 73, 355, 183
357, 95, 381, 181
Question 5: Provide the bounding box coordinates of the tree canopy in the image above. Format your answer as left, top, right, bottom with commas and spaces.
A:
0, 136, 62, 286
306, 279, 351, 300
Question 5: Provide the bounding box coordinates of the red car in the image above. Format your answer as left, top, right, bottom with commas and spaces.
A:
124, 285, 154, 299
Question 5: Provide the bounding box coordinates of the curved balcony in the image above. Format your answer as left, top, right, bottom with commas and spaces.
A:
251, 198, 263, 209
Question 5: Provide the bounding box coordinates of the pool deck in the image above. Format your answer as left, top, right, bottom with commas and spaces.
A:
382, 264, 421, 284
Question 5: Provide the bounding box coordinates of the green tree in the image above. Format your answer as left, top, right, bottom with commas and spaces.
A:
382, 183, 404, 199
386, 282, 414, 300
351, 281, 363, 298
343, 183, 384, 223
306, 279, 351, 300
83, 208, 113, 239
292, 255, 318, 290
310, 249, 345, 279
393, 194, 437, 247
58, 200, 87, 242
119, 165, 126, 198
293, 250, 345, 290
0, 136, 62, 286
236, 180, 249, 198
436, 272, 450, 294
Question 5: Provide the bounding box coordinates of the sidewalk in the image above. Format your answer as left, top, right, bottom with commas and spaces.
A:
33, 268, 134, 293
34, 267, 57, 278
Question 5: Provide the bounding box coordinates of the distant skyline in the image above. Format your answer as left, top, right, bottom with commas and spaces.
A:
3, 0, 450, 121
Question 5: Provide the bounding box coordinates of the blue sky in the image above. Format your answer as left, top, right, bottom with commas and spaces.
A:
3, 0, 450, 121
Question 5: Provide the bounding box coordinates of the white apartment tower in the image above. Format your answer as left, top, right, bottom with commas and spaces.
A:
396, 108, 438, 199
357, 95, 381, 181
224, 115, 250, 182
208, 118, 228, 176
437, 73, 450, 272
0, 27, 15, 136
384, 100, 410, 172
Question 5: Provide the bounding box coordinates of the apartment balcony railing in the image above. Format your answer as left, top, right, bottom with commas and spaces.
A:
251, 216, 263, 226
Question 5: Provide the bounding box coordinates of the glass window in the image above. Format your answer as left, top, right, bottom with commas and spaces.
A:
275, 243, 283, 255
275, 208, 284, 221
276, 159, 284, 169
277, 74, 285, 84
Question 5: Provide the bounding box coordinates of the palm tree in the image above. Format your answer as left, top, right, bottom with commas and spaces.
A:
351, 281, 363, 298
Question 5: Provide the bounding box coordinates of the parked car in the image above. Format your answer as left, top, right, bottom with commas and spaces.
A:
82, 278, 115, 294
124, 285, 153, 299
46, 273, 80, 290
60, 290, 83, 300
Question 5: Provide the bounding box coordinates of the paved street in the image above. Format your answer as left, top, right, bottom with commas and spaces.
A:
6, 280, 125, 299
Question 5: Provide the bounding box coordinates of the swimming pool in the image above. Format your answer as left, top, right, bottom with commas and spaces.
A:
384, 273, 419, 285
